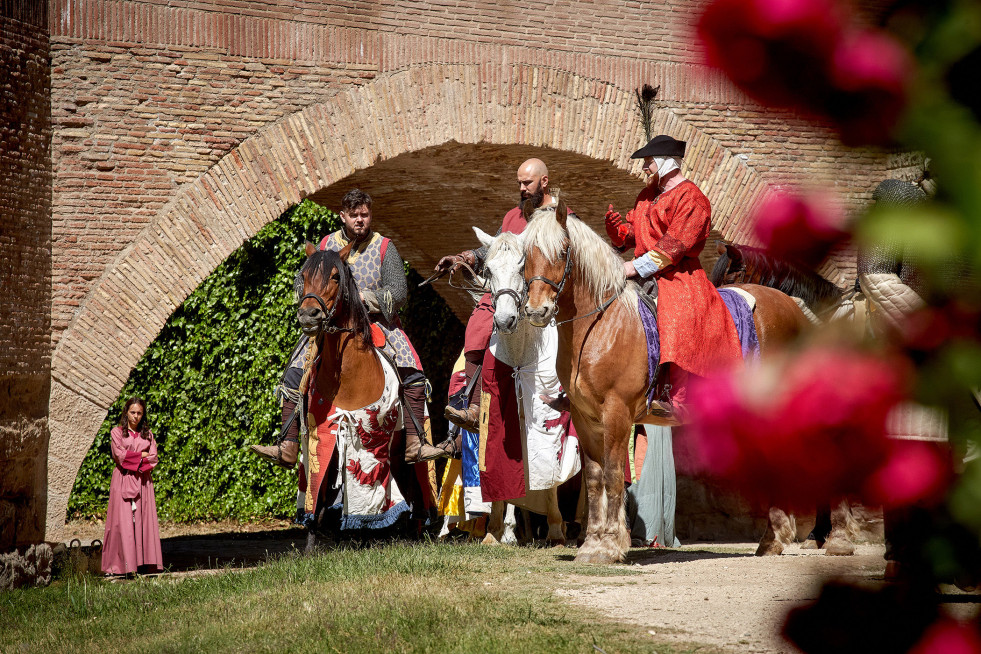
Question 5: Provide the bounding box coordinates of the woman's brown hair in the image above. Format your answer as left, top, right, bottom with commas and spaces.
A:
119, 397, 151, 438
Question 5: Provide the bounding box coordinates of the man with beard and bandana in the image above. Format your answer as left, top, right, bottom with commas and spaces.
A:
434, 158, 558, 432
604, 135, 742, 424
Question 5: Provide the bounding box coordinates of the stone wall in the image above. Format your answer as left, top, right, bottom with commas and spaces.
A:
1, 0, 52, 549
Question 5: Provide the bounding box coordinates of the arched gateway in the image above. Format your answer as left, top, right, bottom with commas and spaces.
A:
46, 63, 804, 539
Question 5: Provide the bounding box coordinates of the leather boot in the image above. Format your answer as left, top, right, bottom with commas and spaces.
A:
445, 404, 480, 431
250, 439, 299, 469
647, 400, 685, 427
404, 430, 455, 463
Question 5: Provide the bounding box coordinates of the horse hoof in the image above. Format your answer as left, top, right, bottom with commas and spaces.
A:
800, 538, 822, 550
481, 533, 500, 546
547, 538, 567, 549
574, 549, 615, 564
823, 537, 855, 556
755, 539, 785, 556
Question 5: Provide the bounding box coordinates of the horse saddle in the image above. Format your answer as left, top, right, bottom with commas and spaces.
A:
638, 276, 659, 320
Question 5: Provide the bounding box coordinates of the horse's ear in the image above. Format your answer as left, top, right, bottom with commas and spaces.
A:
305, 241, 317, 257
726, 243, 743, 264
473, 226, 495, 249
338, 238, 356, 262
555, 197, 568, 230
716, 241, 726, 256
522, 198, 536, 222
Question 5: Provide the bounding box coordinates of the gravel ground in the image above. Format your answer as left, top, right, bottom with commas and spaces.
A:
554, 542, 980, 653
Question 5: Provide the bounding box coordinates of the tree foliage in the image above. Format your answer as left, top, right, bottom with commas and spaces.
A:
69, 200, 464, 521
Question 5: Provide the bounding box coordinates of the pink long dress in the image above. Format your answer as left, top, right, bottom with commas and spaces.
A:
101, 426, 163, 574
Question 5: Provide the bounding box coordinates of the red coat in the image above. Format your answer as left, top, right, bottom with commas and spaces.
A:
624, 181, 742, 377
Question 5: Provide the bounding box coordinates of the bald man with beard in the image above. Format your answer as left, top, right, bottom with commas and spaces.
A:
434, 158, 556, 431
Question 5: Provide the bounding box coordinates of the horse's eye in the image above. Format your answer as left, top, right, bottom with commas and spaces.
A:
331, 273, 341, 283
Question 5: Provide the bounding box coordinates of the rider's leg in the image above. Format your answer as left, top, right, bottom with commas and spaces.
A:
250, 397, 300, 468
445, 296, 494, 430
649, 366, 691, 426
445, 350, 483, 430
402, 368, 454, 463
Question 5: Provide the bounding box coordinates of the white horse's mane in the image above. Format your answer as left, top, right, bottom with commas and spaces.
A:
522, 204, 639, 317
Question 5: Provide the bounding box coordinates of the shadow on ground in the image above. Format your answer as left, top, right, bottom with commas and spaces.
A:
161, 527, 308, 572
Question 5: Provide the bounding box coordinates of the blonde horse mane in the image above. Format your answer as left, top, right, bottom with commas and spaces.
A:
522, 200, 638, 317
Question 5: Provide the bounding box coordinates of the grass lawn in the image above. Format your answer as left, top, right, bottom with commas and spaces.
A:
0, 542, 719, 654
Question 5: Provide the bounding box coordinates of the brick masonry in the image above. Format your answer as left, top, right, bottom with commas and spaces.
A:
1, 0, 51, 550
0, 0, 925, 540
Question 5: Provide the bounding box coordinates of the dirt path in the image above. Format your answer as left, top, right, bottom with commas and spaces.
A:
555, 542, 979, 653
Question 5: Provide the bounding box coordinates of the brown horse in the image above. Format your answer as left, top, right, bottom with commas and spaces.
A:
521, 198, 808, 564
297, 240, 394, 549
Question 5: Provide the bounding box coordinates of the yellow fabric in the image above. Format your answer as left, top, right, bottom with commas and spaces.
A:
646, 249, 673, 270
478, 391, 491, 472
436, 458, 465, 517
330, 230, 382, 264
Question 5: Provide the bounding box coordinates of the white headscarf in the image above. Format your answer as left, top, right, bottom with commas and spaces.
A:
653, 156, 681, 181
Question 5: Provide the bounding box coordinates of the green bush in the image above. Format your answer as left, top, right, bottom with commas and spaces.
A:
68, 200, 464, 521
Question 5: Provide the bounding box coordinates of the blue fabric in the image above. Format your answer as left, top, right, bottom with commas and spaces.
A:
461, 427, 481, 489
337, 500, 411, 530
302, 500, 412, 531
717, 288, 760, 360
626, 426, 681, 547
638, 298, 661, 406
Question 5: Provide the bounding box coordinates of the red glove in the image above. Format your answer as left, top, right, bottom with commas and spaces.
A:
604, 204, 630, 247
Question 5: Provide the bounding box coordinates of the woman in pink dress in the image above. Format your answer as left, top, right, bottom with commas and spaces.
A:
101, 397, 163, 576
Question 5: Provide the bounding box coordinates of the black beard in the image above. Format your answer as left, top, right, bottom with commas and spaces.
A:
520, 189, 545, 211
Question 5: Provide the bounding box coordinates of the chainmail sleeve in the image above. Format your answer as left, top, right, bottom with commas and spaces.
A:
363, 239, 408, 325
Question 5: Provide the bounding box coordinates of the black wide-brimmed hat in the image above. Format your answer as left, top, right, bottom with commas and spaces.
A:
631, 135, 686, 159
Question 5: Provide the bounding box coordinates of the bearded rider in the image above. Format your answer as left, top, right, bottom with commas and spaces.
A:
605, 135, 742, 424
434, 158, 563, 431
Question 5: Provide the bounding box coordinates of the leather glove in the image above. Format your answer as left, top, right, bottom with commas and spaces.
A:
435, 250, 476, 273
604, 204, 630, 247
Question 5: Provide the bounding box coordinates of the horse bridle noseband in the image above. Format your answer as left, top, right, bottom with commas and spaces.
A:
299, 290, 354, 334
526, 245, 573, 298
525, 241, 622, 326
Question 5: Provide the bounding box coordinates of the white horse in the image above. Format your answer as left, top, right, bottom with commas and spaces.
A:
474, 226, 581, 546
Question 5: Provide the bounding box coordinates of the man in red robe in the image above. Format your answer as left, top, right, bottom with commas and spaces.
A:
434, 158, 554, 431
605, 135, 742, 423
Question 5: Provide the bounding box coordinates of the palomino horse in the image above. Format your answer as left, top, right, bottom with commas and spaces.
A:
521, 198, 808, 564
297, 240, 410, 550
473, 226, 580, 546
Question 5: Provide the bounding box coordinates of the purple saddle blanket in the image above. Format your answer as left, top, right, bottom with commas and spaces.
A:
639, 287, 760, 405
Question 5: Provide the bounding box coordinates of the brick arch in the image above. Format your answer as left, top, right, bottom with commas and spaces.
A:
45, 62, 795, 537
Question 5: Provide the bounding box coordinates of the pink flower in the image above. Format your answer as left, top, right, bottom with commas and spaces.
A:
827, 30, 913, 145
910, 620, 981, 654
864, 440, 952, 509
698, 0, 845, 109
697, 0, 913, 146
753, 192, 847, 267
687, 347, 908, 507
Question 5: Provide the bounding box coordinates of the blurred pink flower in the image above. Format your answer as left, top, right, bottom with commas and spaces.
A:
864, 440, 952, 509
697, 0, 913, 146
753, 192, 847, 267
827, 30, 913, 145
687, 347, 908, 507
910, 619, 981, 654
698, 0, 845, 109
